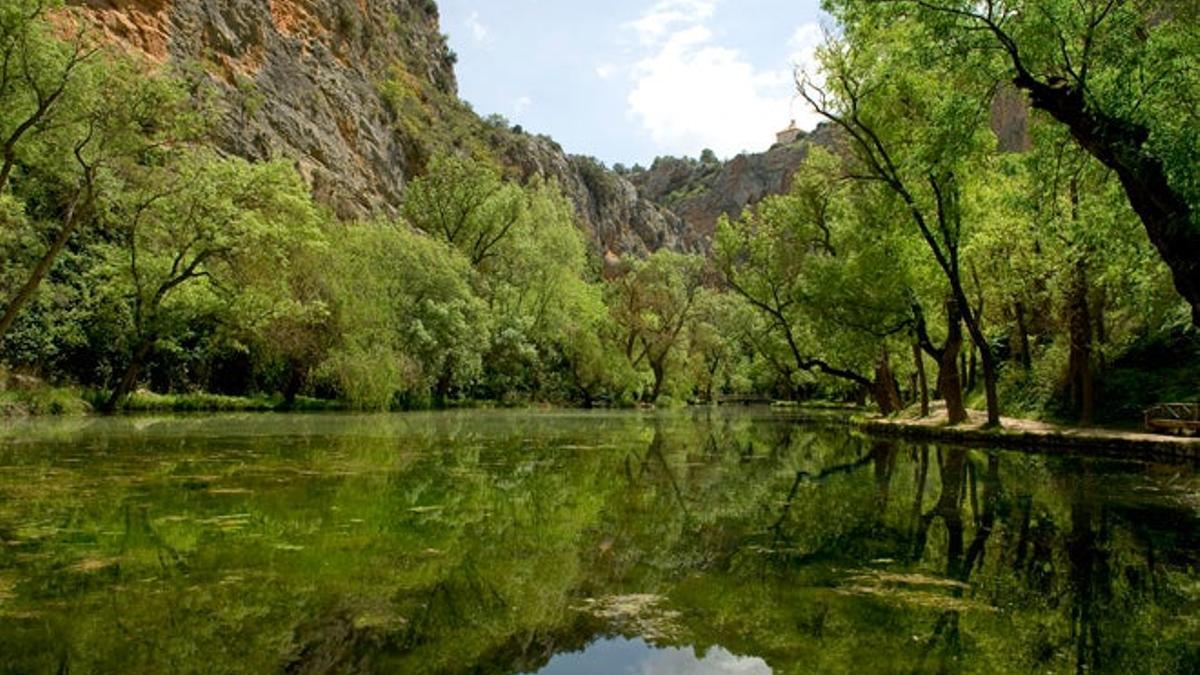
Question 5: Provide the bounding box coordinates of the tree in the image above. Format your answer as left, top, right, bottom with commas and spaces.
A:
967, 124, 1177, 425
401, 155, 524, 267
473, 177, 602, 400
799, 25, 1004, 425
714, 149, 913, 414
561, 310, 639, 407
0, 50, 201, 349
686, 290, 748, 403
96, 152, 323, 410
255, 240, 338, 406
318, 223, 490, 410
608, 250, 705, 403
0, 0, 98, 195
850, 0, 1200, 326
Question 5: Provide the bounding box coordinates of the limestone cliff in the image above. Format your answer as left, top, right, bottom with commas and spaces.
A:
71, 0, 689, 255
77, 0, 456, 219
628, 125, 837, 249
488, 130, 690, 254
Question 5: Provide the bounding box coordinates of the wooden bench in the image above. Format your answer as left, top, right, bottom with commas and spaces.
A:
1145, 403, 1200, 434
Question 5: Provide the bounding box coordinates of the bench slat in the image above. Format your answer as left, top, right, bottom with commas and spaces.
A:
1145, 403, 1200, 433
1147, 420, 1200, 430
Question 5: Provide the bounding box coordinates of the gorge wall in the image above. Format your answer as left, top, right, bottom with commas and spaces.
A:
71, 0, 809, 255
627, 125, 835, 249
76, 0, 456, 220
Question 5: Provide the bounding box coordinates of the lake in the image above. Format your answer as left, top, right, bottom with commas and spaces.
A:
0, 409, 1197, 673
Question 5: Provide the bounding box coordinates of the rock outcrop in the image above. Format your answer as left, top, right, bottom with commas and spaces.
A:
628, 125, 837, 249
77, 0, 457, 220
71, 0, 692, 255
489, 131, 691, 255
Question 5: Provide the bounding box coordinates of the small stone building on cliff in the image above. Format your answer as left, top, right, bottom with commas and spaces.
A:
775, 120, 803, 146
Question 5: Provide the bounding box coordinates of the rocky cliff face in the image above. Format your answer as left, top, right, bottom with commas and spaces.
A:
72, 0, 690, 255
487, 130, 691, 254
628, 125, 836, 249
77, 0, 457, 220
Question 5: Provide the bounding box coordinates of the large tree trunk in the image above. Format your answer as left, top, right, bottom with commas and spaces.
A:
0, 191, 86, 348
1013, 75, 1200, 327
979, 346, 1002, 428
913, 342, 930, 418
578, 385, 595, 409
1093, 287, 1108, 371
940, 300, 969, 425
282, 358, 307, 407
649, 359, 666, 403
967, 345, 977, 393
1067, 263, 1095, 426
955, 291, 1001, 426
705, 358, 720, 403
872, 349, 904, 416
105, 338, 155, 413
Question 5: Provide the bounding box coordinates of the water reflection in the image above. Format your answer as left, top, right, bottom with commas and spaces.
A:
0, 410, 1197, 674
536, 639, 770, 675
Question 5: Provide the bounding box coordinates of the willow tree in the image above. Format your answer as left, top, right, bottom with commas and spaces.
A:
472, 177, 603, 400
800, 20, 1004, 426
714, 150, 913, 414
608, 250, 705, 403
96, 153, 323, 410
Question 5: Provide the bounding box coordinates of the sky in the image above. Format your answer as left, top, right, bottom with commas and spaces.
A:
436, 0, 829, 167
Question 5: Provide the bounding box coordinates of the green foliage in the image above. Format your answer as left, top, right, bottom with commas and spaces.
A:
402, 154, 525, 266
83, 150, 326, 407
0, 2, 1195, 422
608, 250, 707, 402
861, 0, 1200, 219
713, 148, 915, 405
0, 383, 89, 416
317, 222, 489, 410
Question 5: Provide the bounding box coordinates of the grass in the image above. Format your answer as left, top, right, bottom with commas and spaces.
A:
954, 329, 1200, 429
0, 386, 92, 417
115, 392, 343, 413
1094, 329, 1200, 426
0, 384, 343, 417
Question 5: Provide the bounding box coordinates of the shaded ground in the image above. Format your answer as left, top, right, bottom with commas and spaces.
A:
860, 402, 1200, 460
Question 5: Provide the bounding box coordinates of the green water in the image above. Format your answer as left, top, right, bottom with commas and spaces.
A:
0, 410, 1197, 674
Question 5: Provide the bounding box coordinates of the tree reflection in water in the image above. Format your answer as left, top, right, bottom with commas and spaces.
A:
0, 411, 1196, 674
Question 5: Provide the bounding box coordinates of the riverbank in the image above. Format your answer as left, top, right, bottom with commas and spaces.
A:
855, 405, 1200, 460
0, 386, 342, 417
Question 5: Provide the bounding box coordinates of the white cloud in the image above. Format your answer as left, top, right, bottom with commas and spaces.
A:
513, 96, 533, 115
596, 63, 617, 80
625, 2, 825, 159
628, 0, 718, 45
788, 23, 825, 88
466, 11, 491, 45
634, 645, 772, 674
